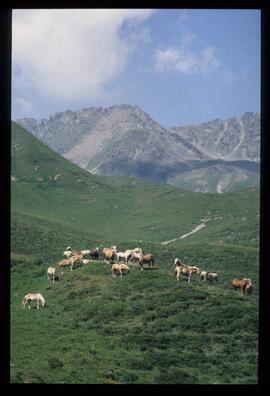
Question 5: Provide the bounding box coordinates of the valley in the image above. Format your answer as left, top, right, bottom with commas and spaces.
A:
10, 122, 259, 384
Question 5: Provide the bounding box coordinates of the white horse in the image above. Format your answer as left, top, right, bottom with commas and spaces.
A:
81, 250, 91, 256
81, 259, 93, 265
64, 249, 90, 258
132, 247, 143, 255
110, 246, 117, 253
174, 258, 184, 267
47, 267, 56, 282
175, 265, 200, 283
22, 293, 46, 309
117, 250, 133, 263
200, 271, 218, 282
129, 252, 143, 263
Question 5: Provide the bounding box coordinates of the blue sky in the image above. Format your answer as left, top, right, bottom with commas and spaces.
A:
12, 9, 260, 127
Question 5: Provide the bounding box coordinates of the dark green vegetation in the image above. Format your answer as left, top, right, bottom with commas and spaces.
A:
11, 122, 259, 383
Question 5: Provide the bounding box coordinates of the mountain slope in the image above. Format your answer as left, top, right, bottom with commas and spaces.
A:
11, 121, 260, 246
11, 121, 259, 384
17, 105, 209, 169
167, 162, 259, 193
170, 112, 260, 162
16, 107, 260, 193
11, 246, 258, 384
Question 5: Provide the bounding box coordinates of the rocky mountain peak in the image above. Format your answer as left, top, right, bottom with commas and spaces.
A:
15, 106, 260, 193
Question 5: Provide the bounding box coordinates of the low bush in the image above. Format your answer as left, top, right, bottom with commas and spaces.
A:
154, 367, 199, 384
48, 357, 63, 369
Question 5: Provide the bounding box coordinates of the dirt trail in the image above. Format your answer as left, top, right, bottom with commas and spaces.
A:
161, 214, 211, 245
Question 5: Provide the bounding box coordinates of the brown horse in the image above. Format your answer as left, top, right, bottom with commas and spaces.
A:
245, 284, 253, 295
89, 247, 99, 260
139, 254, 155, 270
103, 248, 116, 264
58, 254, 83, 272
111, 263, 130, 277
175, 265, 200, 282
231, 278, 252, 295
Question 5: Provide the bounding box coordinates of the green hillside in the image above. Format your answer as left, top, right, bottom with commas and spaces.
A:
11, 122, 259, 246
11, 122, 259, 384
167, 163, 259, 194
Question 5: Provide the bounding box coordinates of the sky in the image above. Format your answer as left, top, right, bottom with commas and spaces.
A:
12, 9, 260, 127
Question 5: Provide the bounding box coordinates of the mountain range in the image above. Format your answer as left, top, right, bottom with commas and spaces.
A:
16, 105, 260, 193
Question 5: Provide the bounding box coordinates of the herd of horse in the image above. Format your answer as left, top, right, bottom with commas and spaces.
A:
21, 245, 253, 309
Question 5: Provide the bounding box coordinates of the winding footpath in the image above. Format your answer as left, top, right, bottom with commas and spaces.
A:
161, 214, 211, 245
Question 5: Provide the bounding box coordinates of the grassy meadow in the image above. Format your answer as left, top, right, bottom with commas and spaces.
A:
10, 122, 259, 383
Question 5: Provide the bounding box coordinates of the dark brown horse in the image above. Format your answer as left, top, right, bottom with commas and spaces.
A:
89, 247, 99, 260
139, 254, 155, 270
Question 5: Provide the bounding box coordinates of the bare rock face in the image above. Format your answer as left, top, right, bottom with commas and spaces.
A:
170, 112, 260, 162
16, 106, 260, 193
17, 105, 210, 168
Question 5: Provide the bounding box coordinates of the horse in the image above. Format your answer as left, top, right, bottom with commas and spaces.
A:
139, 254, 155, 270
111, 263, 130, 277
174, 258, 185, 267
117, 250, 133, 264
175, 265, 200, 282
245, 284, 253, 295
64, 249, 90, 258
103, 248, 117, 264
63, 246, 72, 258
200, 271, 218, 283
47, 267, 56, 282
89, 247, 99, 260
58, 254, 83, 272
63, 250, 72, 258
81, 259, 93, 265
22, 293, 46, 309
132, 247, 143, 255
231, 278, 252, 295
129, 252, 143, 263
71, 250, 90, 257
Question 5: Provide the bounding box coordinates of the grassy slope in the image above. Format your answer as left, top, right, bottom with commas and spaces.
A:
11, 122, 259, 383
11, 254, 258, 384
11, 123, 260, 246
167, 164, 259, 193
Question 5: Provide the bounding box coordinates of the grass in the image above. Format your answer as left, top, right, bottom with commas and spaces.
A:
11, 248, 258, 384
10, 122, 259, 383
11, 122, 259, 246
168, 163, 259, 194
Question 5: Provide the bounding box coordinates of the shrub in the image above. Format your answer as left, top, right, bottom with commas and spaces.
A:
10, 254, 43, 270
48, 357, 63, 369
144, 349, 180, 369
11, 371, 24, 383
154, 367, 199, 384
128, 357, 153, 370
28, 373, 46, 383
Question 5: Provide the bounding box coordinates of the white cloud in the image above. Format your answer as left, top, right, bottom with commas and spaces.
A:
155, 30, 220, 75
218, 69, 248, 82
13, 97, 33, 117
156, 45, 220, 74
177, 11, 191, 24
12, 9, 154, 101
